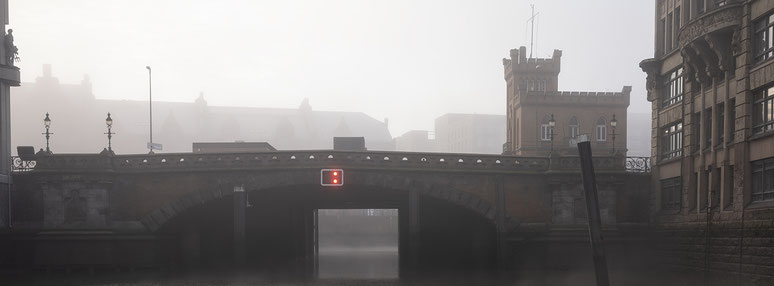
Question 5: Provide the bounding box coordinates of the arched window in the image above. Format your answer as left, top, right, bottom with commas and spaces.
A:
596, 117, 607, 141
569, 116, 579, 139
541, 115, 552, 141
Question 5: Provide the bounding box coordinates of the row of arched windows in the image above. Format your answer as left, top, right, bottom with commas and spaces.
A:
540, 115, 609, 142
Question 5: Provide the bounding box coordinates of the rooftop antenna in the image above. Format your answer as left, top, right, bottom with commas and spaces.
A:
527, 4, 539, 59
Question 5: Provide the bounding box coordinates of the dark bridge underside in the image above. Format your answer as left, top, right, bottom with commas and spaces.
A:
160, 185, 497, 277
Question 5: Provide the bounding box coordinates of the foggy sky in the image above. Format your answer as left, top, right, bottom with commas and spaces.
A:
11, 0, 654, 136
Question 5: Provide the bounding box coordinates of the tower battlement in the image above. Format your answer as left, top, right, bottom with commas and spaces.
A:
503, 46, 562, 93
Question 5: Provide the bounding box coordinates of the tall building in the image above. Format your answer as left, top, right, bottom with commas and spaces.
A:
394, 130, 436, 153
641, 1, 774, 283
10, 66, 394, 154
434, 113, 505, 154
502, 46, 630, 157
0, 0, 20, 228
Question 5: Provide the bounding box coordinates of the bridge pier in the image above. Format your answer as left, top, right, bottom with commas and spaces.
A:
495, 175, 507, 272
408, 188, 420, 274
233, 185, 246, 266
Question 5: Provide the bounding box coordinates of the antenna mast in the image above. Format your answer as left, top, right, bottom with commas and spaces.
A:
528, 4, 539, 59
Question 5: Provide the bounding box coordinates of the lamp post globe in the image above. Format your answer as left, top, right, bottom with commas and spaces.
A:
610, 114, 618, 128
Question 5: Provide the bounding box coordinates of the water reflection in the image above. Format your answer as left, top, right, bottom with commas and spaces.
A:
317, 209, 399, 279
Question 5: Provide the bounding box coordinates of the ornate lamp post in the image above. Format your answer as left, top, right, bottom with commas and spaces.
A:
42, 113, 52, 154
105, 113, 115, 153
548, 113, 556, 154
610, 114, 618, 154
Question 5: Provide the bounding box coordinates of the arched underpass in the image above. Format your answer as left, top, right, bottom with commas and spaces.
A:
157, 184, 498, 279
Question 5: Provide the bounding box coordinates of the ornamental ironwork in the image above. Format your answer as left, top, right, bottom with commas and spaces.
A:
625, 157, 651, 173
11, 156, 36, 172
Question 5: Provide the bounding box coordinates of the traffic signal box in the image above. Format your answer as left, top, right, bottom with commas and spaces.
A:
320, 169, 343, 186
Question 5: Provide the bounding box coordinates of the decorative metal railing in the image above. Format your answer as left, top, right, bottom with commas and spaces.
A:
625, 157, 651, 173
10, 151, 652, 174
11, 156, 36, 172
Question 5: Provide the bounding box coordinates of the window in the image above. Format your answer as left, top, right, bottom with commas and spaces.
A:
693, 113, 701, 152
754, 14, 774, 63
729, 98, 736, 142
727, 165, 734, 207
659, 19, 666, 55
596, 117, 607, 141
702, 169, 710, 210
540, 116, 551, 141
717, 103, 724, 145
674, 8, 681, 50
690, 172, 698, 210
661, 177, 682, 211
662, 122, 683, 160
712, 167, 720, 210
704, 109, 712, 149
753, 86, 774, 134
696, 0, 705, 15
752, 157, 774, 202
569, 116, 579, 139
666, 12, 673, 52
662, 67, 684, 107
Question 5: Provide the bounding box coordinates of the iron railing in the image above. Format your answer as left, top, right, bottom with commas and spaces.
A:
625, 157, 651, 173
11, 156, 36, 172
10, 152, 653, 174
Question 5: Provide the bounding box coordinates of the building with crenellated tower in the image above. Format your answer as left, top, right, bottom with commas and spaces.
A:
503, 46, 630, 157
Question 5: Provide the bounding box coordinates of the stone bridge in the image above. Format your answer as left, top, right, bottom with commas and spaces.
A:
1, 150, 651, 278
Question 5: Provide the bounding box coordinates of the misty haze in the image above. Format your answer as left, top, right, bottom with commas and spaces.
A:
1, 1, 773, 286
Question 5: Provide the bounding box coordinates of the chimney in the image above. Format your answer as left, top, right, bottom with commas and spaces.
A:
43, 64, 52, 78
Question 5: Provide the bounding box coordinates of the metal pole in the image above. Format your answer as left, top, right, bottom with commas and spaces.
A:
146, 66, 153, 154
529, 4, 534, 58
577, 140, 610, 286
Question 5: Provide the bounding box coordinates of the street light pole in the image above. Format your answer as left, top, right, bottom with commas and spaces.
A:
548, 114, 556, 155
610, 114, 618, 154
42, 113, 52, 154
146, 66, 153, 154
105, 113, 115, 153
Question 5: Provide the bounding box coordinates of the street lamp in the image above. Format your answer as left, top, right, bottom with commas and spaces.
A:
610, 114, 618, 154
548, 113, 556, 154
105, 113, 115, 153
42, 113, 52, 154
146, 65, 154, 154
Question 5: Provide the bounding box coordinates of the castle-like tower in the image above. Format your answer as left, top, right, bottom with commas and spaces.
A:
503, 46, 630, 157
0, 0, 21, 228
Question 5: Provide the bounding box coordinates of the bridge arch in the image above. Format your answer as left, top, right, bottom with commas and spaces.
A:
139, 171, 516, 233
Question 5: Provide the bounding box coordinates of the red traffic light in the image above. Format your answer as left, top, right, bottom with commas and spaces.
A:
321, 169, 343, 186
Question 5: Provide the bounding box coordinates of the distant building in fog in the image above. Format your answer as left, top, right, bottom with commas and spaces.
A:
502, 46, 630, 156
192, 142, 276, 153
435, 113, 506, 154
393, 114, 506, 154
394, 130, 436, 153
11, 65, 394, 154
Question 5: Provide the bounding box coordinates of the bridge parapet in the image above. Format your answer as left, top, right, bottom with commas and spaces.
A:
14, 150, 642, 174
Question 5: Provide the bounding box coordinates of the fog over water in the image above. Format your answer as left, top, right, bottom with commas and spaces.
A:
3, 1, 659, 285
10, 0, 653, 137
